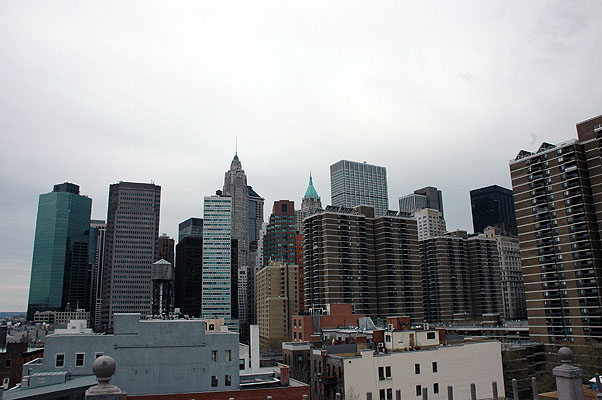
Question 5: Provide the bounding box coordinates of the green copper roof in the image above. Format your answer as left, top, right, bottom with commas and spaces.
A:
304, 173, 320, 200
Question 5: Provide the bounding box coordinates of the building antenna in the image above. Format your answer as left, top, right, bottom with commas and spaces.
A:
235, 137, 238, 156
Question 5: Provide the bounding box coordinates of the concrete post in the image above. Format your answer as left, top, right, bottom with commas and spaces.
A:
85, 355, 125, 400
447, 385, 453, 400
422, 387, 428, 400
470, 383, 476, 400
512, 378, 519, 400
553, 347, 584, 400
492, 381, 498, 400
532, 376, 539, 400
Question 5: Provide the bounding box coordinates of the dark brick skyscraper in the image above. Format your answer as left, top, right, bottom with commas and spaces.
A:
158, 234, 175, 264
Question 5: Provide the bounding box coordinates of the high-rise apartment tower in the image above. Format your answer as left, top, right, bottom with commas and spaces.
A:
509, 115, 602, 344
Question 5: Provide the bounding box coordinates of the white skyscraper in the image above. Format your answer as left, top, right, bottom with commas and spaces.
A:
330, 160, 389, 216
202, 193, 235, 327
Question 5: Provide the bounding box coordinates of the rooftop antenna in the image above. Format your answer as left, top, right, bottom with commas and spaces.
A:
235, 136, 238, 156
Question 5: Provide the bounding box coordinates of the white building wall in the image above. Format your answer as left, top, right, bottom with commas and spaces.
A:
413, 208, 446, 241
343, 341, 504, 400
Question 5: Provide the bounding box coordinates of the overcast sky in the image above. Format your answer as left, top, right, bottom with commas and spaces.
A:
1, 0, 601, 311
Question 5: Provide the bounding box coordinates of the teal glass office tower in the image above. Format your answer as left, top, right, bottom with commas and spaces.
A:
27, 183, 92, 320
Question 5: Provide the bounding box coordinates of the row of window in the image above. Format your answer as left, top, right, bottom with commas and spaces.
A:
55, 352, 104, 368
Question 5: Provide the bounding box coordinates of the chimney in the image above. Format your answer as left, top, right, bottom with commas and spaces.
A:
280, 364, 290, 386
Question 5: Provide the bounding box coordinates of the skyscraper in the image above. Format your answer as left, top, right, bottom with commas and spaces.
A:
263, 200, 297, 265
100, 182, 161, 331
509, 115, 602, 344
330, 160, 389, 216
174, 235, 203, 317
27, 183, 92, 320
414, 186, 444, 218
158, 233, 175, 265
202, 192, 235, 326
470, 185, 517, 235
223, 153, 249, 270
178, 217, 203, 242
413, 208, 447, 240
89, 219, 106, 332
304, 205, 423, 321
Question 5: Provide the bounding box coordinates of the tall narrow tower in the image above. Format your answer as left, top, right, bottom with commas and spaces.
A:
223, 153, 250, 270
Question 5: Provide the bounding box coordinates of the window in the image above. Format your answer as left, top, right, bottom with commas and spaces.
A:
433, 383, 439, 394
211, 376, 218, 387
385, 366, 391, 378
414, 363, 420, 374
225, 375, 232, 386
226, 350, 232, 361
75, 353, 85, 367
416, 385, 422, 396
294, 332, 297, 339
378, 366, 385, 380
298, 319, 301, 327
5, 359, 11, 368
212, 350, 218, 361
239, 359, 245, 370
294, 319, 297, 327
387, 388, 393, 400
2, 377, 9, 389
432, 361, 438, 372
299, 333, 303, 340
95, 353, 104, 359
379, 389, 386, 400
427, 331, 436, 340
385, 335, 391, 342
55, 353, 65, 368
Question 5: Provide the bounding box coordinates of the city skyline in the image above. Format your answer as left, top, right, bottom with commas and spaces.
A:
2, 0, 602, 311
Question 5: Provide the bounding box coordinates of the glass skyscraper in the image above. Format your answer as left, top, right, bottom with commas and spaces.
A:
330, 160, 389, 216
202, 193, 234, 326
27, 183, 92, 320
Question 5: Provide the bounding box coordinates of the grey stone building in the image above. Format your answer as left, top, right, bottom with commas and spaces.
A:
330, 160, 389, 216
100, 182, 161, 332
19, 315, 239, 396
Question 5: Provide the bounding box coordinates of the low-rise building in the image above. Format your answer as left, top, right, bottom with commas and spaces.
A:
33, 309, 90, 326
291, 304, 365, 343
0, 341, 43, 390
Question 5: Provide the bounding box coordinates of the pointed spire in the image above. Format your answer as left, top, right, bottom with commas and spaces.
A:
304, 171, 320, 200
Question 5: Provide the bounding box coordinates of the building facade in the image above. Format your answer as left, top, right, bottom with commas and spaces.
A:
27, 183, 92, 320
470, 184, 518, 235
330, 160, 388, 216
20, 315, 239, 396
304, 206, 423, 321
483, 226, 527, 320
89, 220, 106, 332
223, 154, 249, 272
413, 208, 447, 240
398, 193, 428, 214
202, 193, 235, 326
178, 217, 204, 242
299, 173, 322, 231
175, 236, 203, 317
158, 233, 175, 265
256, 262, 299, 350
509, 115, 602, 344
414, 186, 444, 218
420, 233, 501, 323
263, 200, 297, 266
100, 182, 161, 331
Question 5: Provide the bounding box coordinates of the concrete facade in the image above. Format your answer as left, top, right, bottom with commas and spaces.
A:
339, 341, 504, 400
413, 208, 446, 241
20, 314, 239, 396
330, 160, 388, 216
256, 262, 299, 350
